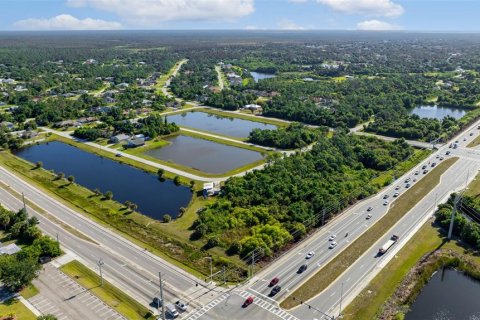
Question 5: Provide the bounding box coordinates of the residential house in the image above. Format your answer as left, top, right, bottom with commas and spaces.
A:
0, 121, 14, 131
110, 133, 130, 143
125, 137, 145, 148
0, 243, 21, 255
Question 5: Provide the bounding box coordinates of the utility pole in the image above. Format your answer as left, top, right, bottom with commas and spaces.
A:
223, 265, 226, 284
251, 250, 255, 279
22, 192, 26, 211
56, 232, 59, 243
339, 282, 344, 317
97, 259, 104, 286
448, 193, 461, 239
159, 272, 165, 320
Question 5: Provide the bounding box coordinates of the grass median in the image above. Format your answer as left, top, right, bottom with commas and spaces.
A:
280, 157, 458, 309
61, 260, 155, 320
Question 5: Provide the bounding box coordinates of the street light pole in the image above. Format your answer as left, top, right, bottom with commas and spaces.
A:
159, 272, 165, 320
339, 282, 344, 317
97, 259, 104, 286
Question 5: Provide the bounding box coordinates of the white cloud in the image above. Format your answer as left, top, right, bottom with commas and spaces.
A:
357, 19, 401, 31
13, 14, 121, 30
67, 0, 255, 25
316, 0, 404, 17
244, 25, 266, 30
277, 19, 306, 30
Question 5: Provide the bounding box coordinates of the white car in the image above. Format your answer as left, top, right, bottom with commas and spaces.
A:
175, 300, 188, 312
306, 251, 315, 259
367, 206, 373, 212
395, 185, 400, 190
366, 213, 372, 219
329, 242, 337, 249
329, 234, 337, 241
414, 170, 419, 175
383, 200, 389, 205
393, 192, 400, 197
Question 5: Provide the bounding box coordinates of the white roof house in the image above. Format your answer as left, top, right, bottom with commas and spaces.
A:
0, 243, 21, 255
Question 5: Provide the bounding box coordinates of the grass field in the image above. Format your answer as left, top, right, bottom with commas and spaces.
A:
467, 134, 480, 148
280, 157, 458, 309
61, 260, 155, 320
0, 298, 36, 320
20, 284, 39, 300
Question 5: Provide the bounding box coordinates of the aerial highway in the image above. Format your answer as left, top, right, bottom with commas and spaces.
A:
186, 119, 480, 320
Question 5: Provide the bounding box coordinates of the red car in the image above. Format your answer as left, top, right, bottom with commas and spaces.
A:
243, 296, 254, 307
269, 277, 279, 287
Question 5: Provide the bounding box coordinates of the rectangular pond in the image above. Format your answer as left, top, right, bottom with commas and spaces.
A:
144, 135, 265, 174
409, 105, 467, 120
250, 71, 277, 83
15, 141, 192, 220
167, 111, 277, 138
406, 268, 480, 320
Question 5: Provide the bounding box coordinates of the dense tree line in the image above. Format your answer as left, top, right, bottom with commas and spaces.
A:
248, 123, 322, 149
435, 194, 480, 250
192, 134, 413, 257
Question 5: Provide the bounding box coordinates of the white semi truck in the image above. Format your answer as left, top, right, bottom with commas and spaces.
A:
378, 234, 399, 255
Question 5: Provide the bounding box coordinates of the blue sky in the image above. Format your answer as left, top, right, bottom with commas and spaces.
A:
1, 0, 480, 31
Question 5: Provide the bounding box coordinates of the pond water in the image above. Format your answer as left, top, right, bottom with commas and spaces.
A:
14, 141, 192, 220
250, 71, 277, 83
406, 268, 480, 320
167, 111, 277, 138
409, 105, 467, 120
144, 135, 265, 174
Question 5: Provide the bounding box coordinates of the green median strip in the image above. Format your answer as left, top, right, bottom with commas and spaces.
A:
467, 134, 480, 148
61, 260, 155, 320
280, 157, 458, 309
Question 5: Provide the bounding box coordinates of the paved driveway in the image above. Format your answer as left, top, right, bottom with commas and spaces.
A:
29, 264, 125, 320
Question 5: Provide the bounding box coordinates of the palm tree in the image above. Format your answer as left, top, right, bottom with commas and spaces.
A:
67, 175, 75, 184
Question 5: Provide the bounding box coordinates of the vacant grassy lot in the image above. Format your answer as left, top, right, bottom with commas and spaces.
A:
0, 298, 36, 320
61, 260, 155, 320
280, 157, 458, 309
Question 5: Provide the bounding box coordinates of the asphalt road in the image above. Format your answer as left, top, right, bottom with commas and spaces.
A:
0, 167, 215, 313
201, 121, 480, 320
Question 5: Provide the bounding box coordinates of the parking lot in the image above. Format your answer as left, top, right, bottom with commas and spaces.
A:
29, 264, 125, 320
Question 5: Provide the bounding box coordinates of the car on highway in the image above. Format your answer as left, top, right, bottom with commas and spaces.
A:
436, 155, 440, 159
329, 234, 337, 241
440, 156, 444, 161
446, 151, 451, 155
391, 234, 399, 241
243, 296, 254, 308
115, 153, 122, 157
270, 285, 281, 296
414, 170, 419, 175
405, 178, 411, 183
367, 206, 373, 211
405, 183, 411, 188
383, 200, 389, 205
464, 137, 467, 141
366, 213, 372, 220
298, 264, 308, 273
165, 303, 179, 318
395, 185, 400, 190
269, 277, 279, 287
431, 162, 436, 167
153, 297, 162, 307
422, 164, 427, 169
306, 251, 315, 259
329, 241, 338, 249
423, 169, 429, 174
471, 132, 474, 136
383, 194, 389, 199
175, 300, 187, 312
393, 192, 399, 197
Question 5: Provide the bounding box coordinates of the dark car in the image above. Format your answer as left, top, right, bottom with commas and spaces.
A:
153, 297, 162, 307
391, 234, 399, 241
269, 277, 279, 287
270, 285, 281, 296
422, 165, 427, 169
243, 296, 254, 307
298, 264, 308, 273
423, 169, 429, 174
